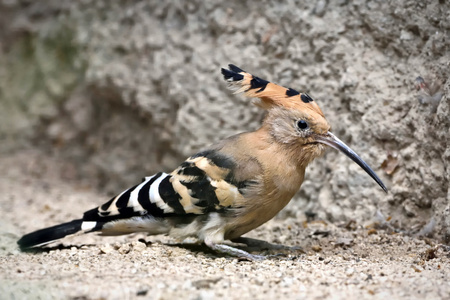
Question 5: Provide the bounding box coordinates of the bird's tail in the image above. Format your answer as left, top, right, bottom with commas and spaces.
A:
17, 219, 84, 250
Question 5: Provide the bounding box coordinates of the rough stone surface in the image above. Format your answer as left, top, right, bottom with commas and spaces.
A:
0, 1, 449, 297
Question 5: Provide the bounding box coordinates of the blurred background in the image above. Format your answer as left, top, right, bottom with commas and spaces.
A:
0, 0, 448, 242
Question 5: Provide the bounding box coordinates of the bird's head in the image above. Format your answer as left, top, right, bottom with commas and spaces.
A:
222, 64, 387, 192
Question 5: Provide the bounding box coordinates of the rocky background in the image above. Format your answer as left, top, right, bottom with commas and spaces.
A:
1, 0, 449, 242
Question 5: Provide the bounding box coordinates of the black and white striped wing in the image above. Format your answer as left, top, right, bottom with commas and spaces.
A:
81, 151, 247, 234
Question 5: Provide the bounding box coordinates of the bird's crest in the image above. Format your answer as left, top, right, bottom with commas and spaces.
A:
221, 64, 325, 118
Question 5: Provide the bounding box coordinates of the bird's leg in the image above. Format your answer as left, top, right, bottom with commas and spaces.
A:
204, 237, 265, 261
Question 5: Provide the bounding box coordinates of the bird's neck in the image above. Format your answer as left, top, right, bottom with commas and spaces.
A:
255, 124, 321, 171
247, 127, 307, 195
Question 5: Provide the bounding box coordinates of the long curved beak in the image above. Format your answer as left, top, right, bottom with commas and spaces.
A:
315, 132, 388, 193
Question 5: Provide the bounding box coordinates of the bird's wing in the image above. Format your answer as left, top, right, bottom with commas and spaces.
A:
80, 144, 261, 233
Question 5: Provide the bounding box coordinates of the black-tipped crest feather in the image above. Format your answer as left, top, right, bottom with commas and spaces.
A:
221, 68, 244, 82
228, 64, 245, 73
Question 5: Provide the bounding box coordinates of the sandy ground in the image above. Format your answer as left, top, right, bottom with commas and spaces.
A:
1, 150, 449, 300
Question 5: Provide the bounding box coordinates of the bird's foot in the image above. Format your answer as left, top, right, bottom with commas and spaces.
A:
205, 239, 266, 261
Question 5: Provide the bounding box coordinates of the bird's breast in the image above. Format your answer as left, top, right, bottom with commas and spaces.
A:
224, 164, 305, 240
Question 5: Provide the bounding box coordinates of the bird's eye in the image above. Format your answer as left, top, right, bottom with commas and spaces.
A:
296, 120, 309, 130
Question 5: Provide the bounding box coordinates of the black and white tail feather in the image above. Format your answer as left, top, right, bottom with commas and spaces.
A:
18, 220, 84, 249
17, 173, 174, 249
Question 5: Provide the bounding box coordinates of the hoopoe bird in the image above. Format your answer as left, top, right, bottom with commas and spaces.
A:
18, 64, 387, 260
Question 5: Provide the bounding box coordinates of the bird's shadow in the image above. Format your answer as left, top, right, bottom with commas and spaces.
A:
18, 237, 303, 259
19, 243, 97, 253
164, 242, 220, 256
165, 237, 304, 258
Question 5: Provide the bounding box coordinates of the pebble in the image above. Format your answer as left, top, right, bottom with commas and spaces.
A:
99, 244, 114, 254
345, 267, 355, 277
